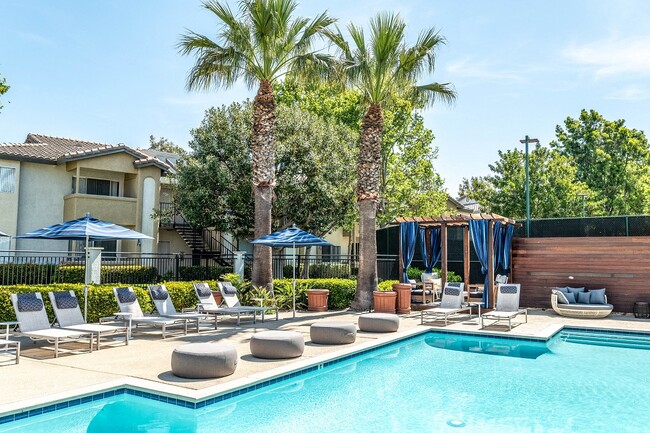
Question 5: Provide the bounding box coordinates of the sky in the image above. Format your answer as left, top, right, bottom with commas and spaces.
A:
1, 0, 650, 194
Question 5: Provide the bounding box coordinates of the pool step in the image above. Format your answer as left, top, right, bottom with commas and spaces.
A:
560, 331, 650, 350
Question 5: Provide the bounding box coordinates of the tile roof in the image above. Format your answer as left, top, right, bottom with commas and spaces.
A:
0, 133, 170, 170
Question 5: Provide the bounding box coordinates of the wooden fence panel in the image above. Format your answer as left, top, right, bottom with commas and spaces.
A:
512, 236, 650, 313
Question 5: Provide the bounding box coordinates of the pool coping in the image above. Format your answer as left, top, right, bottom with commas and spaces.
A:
2, 322, 649, 423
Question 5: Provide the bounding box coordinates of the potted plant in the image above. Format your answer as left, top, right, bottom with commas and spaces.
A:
392, 282, 412, 314
373, 281, 397, 313
307, 288, 329, 311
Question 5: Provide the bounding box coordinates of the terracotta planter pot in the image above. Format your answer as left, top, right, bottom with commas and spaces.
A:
392, 283, 412, 314
373, 291, 397, 313
307, 289, 329, 312
212, 291, 223, 306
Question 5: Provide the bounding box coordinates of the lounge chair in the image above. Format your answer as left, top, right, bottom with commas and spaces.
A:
148, 284, 217, 330
481, 284, 528, 330
111, 287, 195, 338
192, 282, 256, 325
412, 273, 442, 304
420, 283, 474, 326
48, 290, 129, 350
10, 292, 93, 358
218, 281, 279, 321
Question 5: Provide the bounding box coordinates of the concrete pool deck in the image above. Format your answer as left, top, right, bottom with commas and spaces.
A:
2, 308, 650, 415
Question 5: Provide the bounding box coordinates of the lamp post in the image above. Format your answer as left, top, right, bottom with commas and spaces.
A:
577, 193, 587, 217
519, 135, 539, 237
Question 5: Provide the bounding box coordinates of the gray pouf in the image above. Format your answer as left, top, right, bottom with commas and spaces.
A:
250, 330, 304, 359
171, 343, 237, 379
358, 313, 400, 333
310, 322, 357, 345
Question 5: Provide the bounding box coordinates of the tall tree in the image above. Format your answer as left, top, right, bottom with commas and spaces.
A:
148, 135, 188, 157
178, 0, 335, 290
328, 13, 456, 310
174, 101, 357, 242
459, 145, 596, 219
551, 109, 650, 215
0, 73, 9, 113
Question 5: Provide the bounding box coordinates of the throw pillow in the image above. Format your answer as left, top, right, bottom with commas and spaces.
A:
577, 291, 591, 304
564, 291, 577, 304
589, 288, 607, 305
567, 287, 585, 300
556, 287, 571, 294
553, 290, 569, 304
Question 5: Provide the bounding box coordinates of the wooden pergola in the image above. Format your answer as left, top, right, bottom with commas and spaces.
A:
391, 213, 518, 307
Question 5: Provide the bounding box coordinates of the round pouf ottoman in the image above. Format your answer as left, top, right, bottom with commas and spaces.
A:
358, 313, 400, 333
171, 343, 237, 379
250, 330, 304, 359
310, 322, 357, 345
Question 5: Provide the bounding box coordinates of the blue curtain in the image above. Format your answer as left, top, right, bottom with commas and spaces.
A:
469, 219, 489, 307
419, 227, 441, 273
501, 224, 515, 276
400, 222, 419, 283
493, 221, 503, 272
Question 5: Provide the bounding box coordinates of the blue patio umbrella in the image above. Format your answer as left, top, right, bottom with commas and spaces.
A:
16, 213, 153, 320
0, 230, 8, 237
251, 226, 331, 319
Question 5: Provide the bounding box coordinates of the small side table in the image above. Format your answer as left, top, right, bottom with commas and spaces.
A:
0, 321, 20, 364
633, 302, 650, 319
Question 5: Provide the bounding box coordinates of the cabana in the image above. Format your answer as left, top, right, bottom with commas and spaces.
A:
392, 213, 518, 308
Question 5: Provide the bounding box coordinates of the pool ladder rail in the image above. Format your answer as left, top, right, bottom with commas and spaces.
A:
559, 330, 650, 351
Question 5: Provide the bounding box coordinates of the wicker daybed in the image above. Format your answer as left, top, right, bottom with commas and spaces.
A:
551, 290, 613, 318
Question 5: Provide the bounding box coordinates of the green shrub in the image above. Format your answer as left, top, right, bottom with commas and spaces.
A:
378, 280, 399, 291
283, 263, 355, 279
178, 265, 232, 281
54, 265, 159, 284
406, 267, 463, 283
0, 263, 58, 285
406, 267, 423, 281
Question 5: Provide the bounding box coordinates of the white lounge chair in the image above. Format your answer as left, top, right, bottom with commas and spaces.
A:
481, 284, 528, 330
48, 290, 129, 350
193, 282, 256, 325
148, 284, 217, 330
111, 287, 195, 338
218, 281, 279, 321
421, 283, 474, 326
10, 292, 93, 358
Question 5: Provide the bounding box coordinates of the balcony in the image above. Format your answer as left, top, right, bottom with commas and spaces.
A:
63, 194, 138, 226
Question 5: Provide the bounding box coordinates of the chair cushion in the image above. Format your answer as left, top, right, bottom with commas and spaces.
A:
589, 288, 607, 305
116, 288, 137, 304
149, 286, 169, 301
553, 290, 569, 304
53, 291, 78, 309
577, 291, 591, 304
17, 293, 44, 312
566, 287, 585, 300
221, 283, 237, 296
195, 284, 212, 298
564, 292, 577, 304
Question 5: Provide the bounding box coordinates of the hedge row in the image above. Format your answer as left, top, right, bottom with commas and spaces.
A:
54, 265, 159, 284
0, 277, 359, 323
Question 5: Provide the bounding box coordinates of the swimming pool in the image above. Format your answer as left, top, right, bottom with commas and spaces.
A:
2, 328, 650, 432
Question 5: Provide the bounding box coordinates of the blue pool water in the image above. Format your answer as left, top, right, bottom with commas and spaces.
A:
3, 329, 650, 433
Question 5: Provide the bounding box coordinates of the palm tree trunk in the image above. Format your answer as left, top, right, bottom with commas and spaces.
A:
251, 79, 276, 292
352, 103, 383, 311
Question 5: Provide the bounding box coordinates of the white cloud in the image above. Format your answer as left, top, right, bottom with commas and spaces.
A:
606, 86, 649, 101
563, 37, 650, 78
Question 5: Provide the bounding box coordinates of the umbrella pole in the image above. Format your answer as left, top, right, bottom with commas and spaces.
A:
84, 235, 89, 322
292, 242, 296, 319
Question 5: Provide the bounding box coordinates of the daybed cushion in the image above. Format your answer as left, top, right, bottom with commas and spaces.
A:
577, 291, 591, 304
553, 290, 569, 304
556, 303, 613, 312
564, 292, 577, 304
589, 289, 607, 305
566, 287, 585, 300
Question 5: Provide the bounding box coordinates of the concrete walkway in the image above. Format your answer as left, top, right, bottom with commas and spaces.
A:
2, 308, 650, 414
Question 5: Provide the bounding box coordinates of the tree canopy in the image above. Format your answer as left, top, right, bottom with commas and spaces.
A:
0, 73, 9, 113
174, 101, 357, 238
551, 109, 650, 215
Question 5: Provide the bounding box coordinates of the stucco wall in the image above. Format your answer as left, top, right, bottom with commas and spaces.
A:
158, 229, 192, 254
16, 162, 70, 251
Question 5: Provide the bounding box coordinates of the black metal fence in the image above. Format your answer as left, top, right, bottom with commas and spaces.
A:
0, 250, 399, 286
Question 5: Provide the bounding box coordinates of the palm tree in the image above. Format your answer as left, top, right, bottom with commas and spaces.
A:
328, 13, 456, 310
179, 0, 335, 290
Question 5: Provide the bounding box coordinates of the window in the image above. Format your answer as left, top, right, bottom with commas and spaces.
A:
72, 177, 119, 197
321, 245, 341, 257
0, 167, 16, 193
